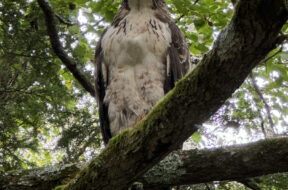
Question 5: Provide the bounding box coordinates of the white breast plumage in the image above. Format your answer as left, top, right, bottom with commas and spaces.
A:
101, 9, 172, 136
95, 0, 191, 144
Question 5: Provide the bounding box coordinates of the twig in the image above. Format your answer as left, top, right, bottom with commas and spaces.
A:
80, 18, 105, 35
176, 14, 184, 23
260, 46, 282, 65
55, 13, 75, 26
252, 93, 268, 138
250, 72, 275, 135
260, 116, 267, 138
231, 0, 237, 6
275, 33, 288, 45
193, 0, 200, 5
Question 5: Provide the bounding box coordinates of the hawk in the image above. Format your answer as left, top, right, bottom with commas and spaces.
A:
95, 0, 192, 144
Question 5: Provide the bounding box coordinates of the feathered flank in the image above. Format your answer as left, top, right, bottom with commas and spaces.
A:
94, 28, 111, 144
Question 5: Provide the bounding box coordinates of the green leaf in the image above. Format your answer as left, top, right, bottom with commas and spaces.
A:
190, 45, 202, 54
195, 43, 209, 53
280, 52, 288, 61
191, 132, 201, 143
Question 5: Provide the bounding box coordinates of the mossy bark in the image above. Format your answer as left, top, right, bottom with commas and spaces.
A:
3, 138, 288, 189
37, 0, 288, 189
142, 138, 288, 187
63, 1, 287, 189
0, 163, 82, 190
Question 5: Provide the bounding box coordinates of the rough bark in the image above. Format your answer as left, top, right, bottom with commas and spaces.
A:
0, 163, 82, 190
2, 138, 288, 190
63, 1, 287, 189
37, 0, 288, 189
142, 137, 288, 187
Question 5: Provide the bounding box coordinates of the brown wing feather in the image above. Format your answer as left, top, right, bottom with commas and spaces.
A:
95, 2, 130, 144
95, 28, 111, 145
111, 0, 130, 27
168, 21, 191, 81
155, 9, 191, 93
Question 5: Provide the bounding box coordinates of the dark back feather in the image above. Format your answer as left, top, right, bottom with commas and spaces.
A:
155, 5, 191, 92
94, 28, 111, 144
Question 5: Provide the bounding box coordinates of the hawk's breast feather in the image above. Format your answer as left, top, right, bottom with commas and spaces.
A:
95, 1, 192, 144
100, 9, 172, 136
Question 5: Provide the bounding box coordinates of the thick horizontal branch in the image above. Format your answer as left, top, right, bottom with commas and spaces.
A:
37, 0, 95, 97
2, 138, 288, 190
0, 163, 82, 190
141, 137, 288, 187
62, 1, 287, 189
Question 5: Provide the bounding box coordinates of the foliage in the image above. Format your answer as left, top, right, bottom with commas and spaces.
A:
0, 0, 288, 189
0, 0, 99, 170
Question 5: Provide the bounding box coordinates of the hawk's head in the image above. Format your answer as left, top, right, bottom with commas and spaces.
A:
112, 0, 169, 27
123, 0, 166, 10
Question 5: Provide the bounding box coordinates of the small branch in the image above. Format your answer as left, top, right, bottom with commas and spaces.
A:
37, 0, 95, 97
260, 47, 282, 65
250, 72, 275, 135
91, 18, 105, 28
73, 130, 100, 160
253, 98, 267, 138
193, 0, 200, 5
175, 14, 184, 24
260, 117, 268, 138
55, 13, 75, 26
274, 34, 288, 45
231, 0, 238, 6
80, 18, 105, 35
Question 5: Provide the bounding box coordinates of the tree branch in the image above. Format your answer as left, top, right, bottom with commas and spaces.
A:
55, 13, 75, 26
0, 163, 82, 190
250, 72, 275, 135
260, 46, 282, 65
59, 0, 287, 189
3, 138, 288, 190
142, 138, 288, 187
37, 0, 95, 97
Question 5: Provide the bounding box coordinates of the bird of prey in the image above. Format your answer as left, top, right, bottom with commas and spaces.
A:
95, 0, 192, 144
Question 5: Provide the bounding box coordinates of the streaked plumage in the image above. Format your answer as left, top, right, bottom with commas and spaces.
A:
95, 0, 192, 144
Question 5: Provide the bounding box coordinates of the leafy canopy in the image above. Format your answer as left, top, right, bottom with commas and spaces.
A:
1, 0, 288, 189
